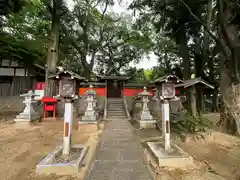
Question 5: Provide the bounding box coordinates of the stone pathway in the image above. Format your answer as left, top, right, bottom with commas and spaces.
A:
85, 119, 154, 180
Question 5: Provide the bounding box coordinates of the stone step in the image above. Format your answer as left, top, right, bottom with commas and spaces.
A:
108, 100, 123, 103
107, 99, 123, 102
106, 116, 127, 121
108, 101, 124, 102
108, 107, 125, 111
108, 110, 125, 112
108, 105, 124, 107
108, 104, 124, 106
107, 110, 125, 112
108, 107, 125, 110
108, 113, 126, 116
106, 115, 127, 118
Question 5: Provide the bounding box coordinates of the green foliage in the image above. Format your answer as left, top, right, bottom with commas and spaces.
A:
0, 0, 26, 16
125, 67, 149, 84
171, 112, 213, 134
0, 32, 45, 64
0, 0, 49, 65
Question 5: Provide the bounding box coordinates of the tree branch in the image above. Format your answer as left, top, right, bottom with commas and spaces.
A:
179, 0, 228, 60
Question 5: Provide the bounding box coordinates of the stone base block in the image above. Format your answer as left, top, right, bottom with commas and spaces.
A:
14, 114, 40, 123
81, 115, 97, 122
146, 141, 194, 168
136, 120, 156, 129
78, 123, 99, 133
36, 144, 88, 175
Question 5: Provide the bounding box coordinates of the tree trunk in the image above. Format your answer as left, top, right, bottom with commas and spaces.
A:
189, 86, 197, 117
45, 0, 62, 97
179, 26, 190, 80
219, 67, 240, 134
217, 0, 240, 134
196, 0, 213, 113
178, 25, 195, 116
212, 90, 219, 112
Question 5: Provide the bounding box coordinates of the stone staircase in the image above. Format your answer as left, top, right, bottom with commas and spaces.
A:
107, 98, 127, 119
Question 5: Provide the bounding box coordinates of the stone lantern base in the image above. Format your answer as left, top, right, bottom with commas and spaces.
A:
136, 109, 156, 129
80, 115, 97, 123
136, 119, 156, 129
14, 107, 40, 122
79, 110, 97, 124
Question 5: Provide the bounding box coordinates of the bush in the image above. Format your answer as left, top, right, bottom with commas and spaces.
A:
171, 112, 213, 134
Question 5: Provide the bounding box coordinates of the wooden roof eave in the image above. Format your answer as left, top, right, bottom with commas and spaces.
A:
175, 78, 214, 89
153, 75, 184, 84
97, 75, 130, 81
48, 69, 86, 82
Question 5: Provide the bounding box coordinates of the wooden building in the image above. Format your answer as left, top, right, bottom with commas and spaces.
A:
175, 77, 215, 114
0, 59, 45, 96
79, 67, 155, 97
96, 67, 129, 98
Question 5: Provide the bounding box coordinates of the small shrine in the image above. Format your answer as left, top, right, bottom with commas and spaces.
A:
97, 66, 129, 98
175, 77, 214, 115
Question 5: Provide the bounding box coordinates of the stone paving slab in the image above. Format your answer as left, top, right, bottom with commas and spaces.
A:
92, 161, 147, 172
85, 118, 154, 180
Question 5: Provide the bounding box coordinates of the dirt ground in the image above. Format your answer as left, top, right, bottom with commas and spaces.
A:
0, 119, 103, 180
136, 113, 240, 180
152, 132, 240, 180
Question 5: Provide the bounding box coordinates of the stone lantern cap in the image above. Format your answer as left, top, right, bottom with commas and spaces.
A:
139, 86, 152, 96
85, 85, 96, 96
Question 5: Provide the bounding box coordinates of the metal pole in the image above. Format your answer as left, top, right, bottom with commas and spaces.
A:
62, 100, 73, 156
163, 99, 170, 150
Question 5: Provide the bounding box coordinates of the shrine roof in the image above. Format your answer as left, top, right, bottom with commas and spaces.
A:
98, 75, 129, 80
97, 66, 129, 80
175, 77, 214, 89
48, 67, 86, 81
152, 74, 184, 84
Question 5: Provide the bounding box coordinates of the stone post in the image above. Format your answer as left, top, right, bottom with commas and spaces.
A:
14, 90, 40, 122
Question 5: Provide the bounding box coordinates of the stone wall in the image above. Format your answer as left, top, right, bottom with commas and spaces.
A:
125, 97, 134, 114
130, 97, 141, 120
148, 98, 161, 119
0, 96, 25, 113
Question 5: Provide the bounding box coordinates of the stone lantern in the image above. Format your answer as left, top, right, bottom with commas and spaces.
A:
137, 86, 156, 128
85, 85, 97, 109
81, 85, 97, 123
14, 90, 40, 122
139, 87, 151, 112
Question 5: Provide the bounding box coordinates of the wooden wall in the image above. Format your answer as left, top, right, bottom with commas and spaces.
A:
0, 76, 32, 96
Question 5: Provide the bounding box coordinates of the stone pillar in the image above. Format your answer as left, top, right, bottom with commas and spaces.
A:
137, 87, 156, 128
14, 90, 40, 122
